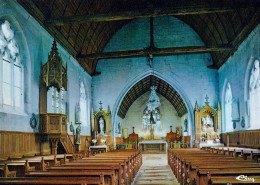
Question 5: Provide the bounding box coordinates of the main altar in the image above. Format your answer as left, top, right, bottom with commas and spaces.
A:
138, 140, 167, 153
137, 86, 167, 153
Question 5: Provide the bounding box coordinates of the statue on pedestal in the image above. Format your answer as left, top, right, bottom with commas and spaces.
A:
75, 125, 81, 144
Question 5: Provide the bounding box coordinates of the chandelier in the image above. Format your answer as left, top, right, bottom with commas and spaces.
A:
147, 86, 160, 111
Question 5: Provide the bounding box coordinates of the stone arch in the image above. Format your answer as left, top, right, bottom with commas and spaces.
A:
112, 69, 194, 145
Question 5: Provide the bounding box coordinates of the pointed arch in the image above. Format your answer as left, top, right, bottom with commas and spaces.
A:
111, 69, 194, 145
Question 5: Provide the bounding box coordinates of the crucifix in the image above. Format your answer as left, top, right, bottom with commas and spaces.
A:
99, 101, 103, 110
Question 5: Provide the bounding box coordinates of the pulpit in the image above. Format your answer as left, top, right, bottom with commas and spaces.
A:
39, 113, 74, 154
39, 40, 74, 155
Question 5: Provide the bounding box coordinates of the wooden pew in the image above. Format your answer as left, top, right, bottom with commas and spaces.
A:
0, 175, 105, 184
67, 159, 127, 184
199, 168, 260, 185
168, 148, 260, 185
47, 163, 120, 185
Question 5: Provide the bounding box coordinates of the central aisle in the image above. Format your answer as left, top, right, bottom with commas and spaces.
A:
133, 154, 180, 185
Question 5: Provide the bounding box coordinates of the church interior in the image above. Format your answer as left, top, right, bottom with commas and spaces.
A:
0, 0, 260, 184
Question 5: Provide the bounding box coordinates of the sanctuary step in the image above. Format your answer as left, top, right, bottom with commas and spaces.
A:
133, 154, 179, 185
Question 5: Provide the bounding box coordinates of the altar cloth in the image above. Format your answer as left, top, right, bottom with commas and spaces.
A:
138, 140, 167, 153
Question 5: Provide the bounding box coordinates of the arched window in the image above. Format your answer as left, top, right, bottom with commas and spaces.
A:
80, 82, 87, 126
249, 59, 260, 129
47, 87, 66, 114
0, 20, 23, 111
224, 83, 232, 131
142, 107, 161, 134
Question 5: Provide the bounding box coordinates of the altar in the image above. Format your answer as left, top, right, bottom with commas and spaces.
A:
138, 140, 167, 153
89, 145, 107, 155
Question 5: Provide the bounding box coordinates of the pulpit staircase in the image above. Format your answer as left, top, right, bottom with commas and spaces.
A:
60, 134, 74, 154
39, 113, 75, 154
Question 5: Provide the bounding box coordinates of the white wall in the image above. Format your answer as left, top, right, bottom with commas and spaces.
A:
121, 92, 182, 138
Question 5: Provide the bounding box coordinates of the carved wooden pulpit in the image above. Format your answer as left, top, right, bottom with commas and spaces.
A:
39, 41, 74, 155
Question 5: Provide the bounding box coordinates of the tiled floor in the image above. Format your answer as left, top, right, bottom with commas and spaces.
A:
133, 154, 180, 185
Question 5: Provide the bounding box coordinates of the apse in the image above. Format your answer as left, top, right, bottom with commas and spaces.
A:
117, 75, 188, 138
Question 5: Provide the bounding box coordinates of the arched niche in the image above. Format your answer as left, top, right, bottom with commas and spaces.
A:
91, 106, 112, 135
194, 101, 220, 145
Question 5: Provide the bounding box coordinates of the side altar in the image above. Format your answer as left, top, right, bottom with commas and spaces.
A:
194, 97, 223, 148
90, 102, 113, 154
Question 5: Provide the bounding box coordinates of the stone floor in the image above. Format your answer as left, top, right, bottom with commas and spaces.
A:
132, 154, 180, 185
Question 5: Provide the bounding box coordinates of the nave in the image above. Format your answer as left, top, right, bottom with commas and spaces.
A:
133, 154, 179, 185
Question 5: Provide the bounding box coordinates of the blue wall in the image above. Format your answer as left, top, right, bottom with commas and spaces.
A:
0, 0, 92, 135
219, 24, 260, 133
92, 16, 219, 140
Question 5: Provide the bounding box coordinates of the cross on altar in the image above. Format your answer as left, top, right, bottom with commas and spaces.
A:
99, 101, 103, 110
205, 95, 209, 105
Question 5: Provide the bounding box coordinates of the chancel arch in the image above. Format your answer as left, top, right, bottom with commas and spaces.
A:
112, 70, 194, 145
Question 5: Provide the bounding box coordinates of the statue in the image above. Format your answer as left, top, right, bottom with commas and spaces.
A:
99, 117, 104, 134
147, 86, 160, 111
118, 122, 121, 134
249, 59, 260, 91
75, 125, 81, 144
202, 115, 213, 127
184, 118, 188, 132
75, 102, 81, 124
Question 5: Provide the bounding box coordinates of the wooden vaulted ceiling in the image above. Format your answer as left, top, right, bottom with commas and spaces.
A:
118, 75, 187, 118
18, 0, 260, 75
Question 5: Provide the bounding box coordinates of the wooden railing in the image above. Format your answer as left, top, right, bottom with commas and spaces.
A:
221, 129, 260, 148
61, 134, 75, 154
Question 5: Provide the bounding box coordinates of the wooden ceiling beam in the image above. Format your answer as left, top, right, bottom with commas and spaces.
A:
45, 4, 256, 26
218, 12, 260, 68
17, 0, 93, 74
77, 45, 231, 60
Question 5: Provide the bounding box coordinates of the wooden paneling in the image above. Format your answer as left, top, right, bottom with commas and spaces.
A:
69, 135, 92, 152
0, 131, 40, 158
221, 130, 260, 149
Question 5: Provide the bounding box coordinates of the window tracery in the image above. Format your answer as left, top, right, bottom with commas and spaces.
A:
0, 20, 23, 111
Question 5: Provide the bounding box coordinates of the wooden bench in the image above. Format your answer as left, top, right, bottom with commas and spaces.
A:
168, 148, 260, 185
209, 175, 260, 184
0, 175, 105, 184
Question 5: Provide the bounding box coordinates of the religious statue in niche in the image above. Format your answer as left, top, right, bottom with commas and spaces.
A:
99, 117, 105, 134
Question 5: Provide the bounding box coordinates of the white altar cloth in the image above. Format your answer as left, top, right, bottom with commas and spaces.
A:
89, 145, 107, 152
138, 140, 167, 151
199, 143, 224, 149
